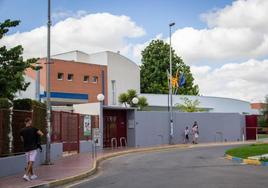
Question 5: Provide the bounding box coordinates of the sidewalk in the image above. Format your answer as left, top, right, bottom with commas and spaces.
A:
0, 146, 155, 188
0, 142, 255, 188
0, 149, 115, 188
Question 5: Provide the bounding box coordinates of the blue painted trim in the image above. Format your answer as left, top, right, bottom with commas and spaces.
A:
40, 92, 88, 100
232, 157, 243, 163
261, 162, 268, 166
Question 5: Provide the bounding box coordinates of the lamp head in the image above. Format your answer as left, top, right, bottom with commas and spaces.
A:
132, 97, 139, 105
97, 94, 105, 102
169, 22, 175, 27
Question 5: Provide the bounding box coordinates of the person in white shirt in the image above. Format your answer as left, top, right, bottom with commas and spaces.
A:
192, 121, 199, 144
184, 126, 190, 144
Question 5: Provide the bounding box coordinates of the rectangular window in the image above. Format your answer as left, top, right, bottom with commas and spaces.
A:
92, 76, 98, 83
67, 73, 74, 81
112, 80, 116, 105
57, 73, 64, 80
83, 75, 89, 82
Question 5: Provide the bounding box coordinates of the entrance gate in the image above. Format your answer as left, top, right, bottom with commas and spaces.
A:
245, 115, 258, 140
103, 110, 127, 148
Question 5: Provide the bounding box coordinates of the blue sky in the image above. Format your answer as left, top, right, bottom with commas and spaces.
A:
1, 0, 267, 102
0, 0, 232, 42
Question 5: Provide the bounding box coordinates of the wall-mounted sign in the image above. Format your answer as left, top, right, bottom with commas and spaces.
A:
93, 128, 101, 146
128, 120, 135, 129
84, 115, 91, 136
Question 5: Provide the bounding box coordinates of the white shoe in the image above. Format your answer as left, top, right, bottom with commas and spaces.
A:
23, 174, 31, 181
30, 174, 38, 180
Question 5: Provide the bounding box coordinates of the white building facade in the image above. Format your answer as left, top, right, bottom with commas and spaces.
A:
52, 50, 140, 106
140, 94, 258, 114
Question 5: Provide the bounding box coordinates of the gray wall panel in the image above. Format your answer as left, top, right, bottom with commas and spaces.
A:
135, 112, 244, 147
0, 143, 62, 178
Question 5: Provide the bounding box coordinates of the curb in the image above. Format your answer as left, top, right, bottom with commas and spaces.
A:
30, 144, 188, 188
225, 154, 268, 166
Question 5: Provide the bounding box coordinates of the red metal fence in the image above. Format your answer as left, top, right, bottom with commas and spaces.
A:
51, 111, 99, 153
0, 109, 99, 157
245, 115, 258, 140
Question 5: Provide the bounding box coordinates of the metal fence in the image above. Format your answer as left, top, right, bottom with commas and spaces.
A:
0, 109, 33, 157
0, 108, 99, 157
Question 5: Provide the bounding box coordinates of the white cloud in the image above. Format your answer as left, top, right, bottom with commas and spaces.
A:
168, 0, 268, 65
0, 12, 145, 59
132, 0, 268, 65
201, 0, 268, 32
191, 59, 268, 102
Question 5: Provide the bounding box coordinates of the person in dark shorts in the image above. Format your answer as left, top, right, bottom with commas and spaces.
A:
20, 117, 43, 181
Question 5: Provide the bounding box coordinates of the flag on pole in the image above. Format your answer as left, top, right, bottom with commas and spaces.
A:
179, 73, 186, 87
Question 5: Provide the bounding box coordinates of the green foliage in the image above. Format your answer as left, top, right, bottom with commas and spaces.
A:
13, 98, 33, 110
0, 98, 11, 109
258, 95, 268, 127
176, 97, 203, 112
140, 39, 199, 95
0, 19, 38, 101
118, 89, 149, 110
138, 96, 149, 110
258, 116, 267, 127
118, 93, 128, 107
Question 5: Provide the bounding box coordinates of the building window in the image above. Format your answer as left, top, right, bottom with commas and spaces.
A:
83, 75, 89, 82
92, 76, 98, 83
112, 80, 116, 105
57, 73, 64, 80
67, 73, 74, 81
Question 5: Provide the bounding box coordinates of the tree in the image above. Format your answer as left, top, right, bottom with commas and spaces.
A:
259, 95, 268, 127
175, 97, 203, 112
140, 39, 199, 95
118, 89, 148, 110
0, 19, 38, 100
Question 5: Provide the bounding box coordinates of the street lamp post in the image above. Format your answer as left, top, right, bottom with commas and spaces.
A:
169, 22, 175, 145
97, 94, 105, 148
45, 0, 52, 164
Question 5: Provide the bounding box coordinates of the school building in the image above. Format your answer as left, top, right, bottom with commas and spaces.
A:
19, 50, 140, 106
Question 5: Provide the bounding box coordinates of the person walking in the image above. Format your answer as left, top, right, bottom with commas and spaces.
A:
184, 126, 190, 144
20, 117, 44, 181
192, 121, 199, 144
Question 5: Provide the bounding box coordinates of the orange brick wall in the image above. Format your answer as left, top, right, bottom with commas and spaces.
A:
26, 58, 108, 104
251, 103, 266, 110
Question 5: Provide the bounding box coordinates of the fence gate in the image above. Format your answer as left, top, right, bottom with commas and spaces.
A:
245, 115, 258, 140
52, 111, 80, 153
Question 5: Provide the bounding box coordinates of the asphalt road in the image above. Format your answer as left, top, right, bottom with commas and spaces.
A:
68, 145, 268, 188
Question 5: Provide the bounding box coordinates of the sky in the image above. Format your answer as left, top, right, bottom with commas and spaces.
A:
0, 0, 267, 102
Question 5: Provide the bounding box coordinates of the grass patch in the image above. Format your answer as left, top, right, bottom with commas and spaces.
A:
226, 143, 268, 159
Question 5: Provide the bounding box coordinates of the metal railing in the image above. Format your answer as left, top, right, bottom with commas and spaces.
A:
120, 137, 127, 148
111, 138, 117, 149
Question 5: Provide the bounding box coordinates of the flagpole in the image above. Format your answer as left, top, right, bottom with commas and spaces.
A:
169, 22, 175, 145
